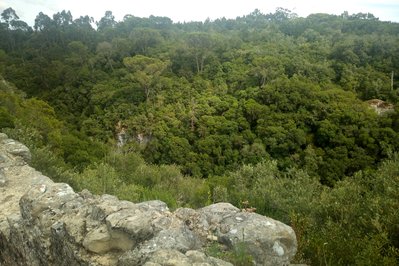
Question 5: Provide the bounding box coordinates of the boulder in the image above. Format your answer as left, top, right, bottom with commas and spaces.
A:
0, 134, 298, 265
2, 138, 31, 162
141, 249, 233, 266
196, 203, 297, 265
143, 249, 192, 266
219, 212, 297, 266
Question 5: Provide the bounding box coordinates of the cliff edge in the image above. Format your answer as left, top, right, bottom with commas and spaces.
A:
0, 133, 297, 266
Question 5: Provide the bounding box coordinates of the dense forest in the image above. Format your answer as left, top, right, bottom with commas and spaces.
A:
1, 7, 399, 265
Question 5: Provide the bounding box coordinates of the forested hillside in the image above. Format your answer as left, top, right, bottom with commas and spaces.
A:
0, 7, 399, 265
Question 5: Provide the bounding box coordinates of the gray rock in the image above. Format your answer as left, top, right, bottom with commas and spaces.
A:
142, 227, 202, 253
83, 224, 112, 254
143, 262, 161, 266
207, 257, 235, 266
144, 249, 192, 266
90, 194, 135, 221
142, 249, 234, 266
186, 250, 234, 266
3, 139, 31, 162
117, 249, 144, 265
0, 154, 6, 163
219, 212, 297, 266
185, 250, 209, 263
175, 207, 210, 238
0, 168, 6, 187
199, 203, 240, 221
0, 136, 297, 266
0, 133, 8, 141
105, 208, 157, 251
20, 183, 78, 221
136, 200, 169, 212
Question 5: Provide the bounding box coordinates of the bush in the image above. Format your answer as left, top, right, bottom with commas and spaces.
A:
207, 157, 399, 265
0, 107, 14, 129
71, 162, 121, 195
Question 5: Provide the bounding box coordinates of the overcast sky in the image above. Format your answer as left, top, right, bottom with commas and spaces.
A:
1, 0, 399, 26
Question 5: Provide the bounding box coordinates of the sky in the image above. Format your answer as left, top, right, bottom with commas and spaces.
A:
1, 0, 399, 26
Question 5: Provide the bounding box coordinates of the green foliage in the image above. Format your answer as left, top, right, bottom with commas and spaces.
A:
0, 106, 14, 128
60, 132, 106, 170
224, 243, 254, 266
1, 7, 399, 265
209, 157, 399, 265
123, 55, 168, 101
205, 242, 254, 266
2, 7, 398, 181
30, 145, 75, 184
296, 159, 399, 265
72, 162, 121, 195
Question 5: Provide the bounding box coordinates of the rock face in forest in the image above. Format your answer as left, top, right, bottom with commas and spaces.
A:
0, 133, 298, 266
366, 99, 394, 115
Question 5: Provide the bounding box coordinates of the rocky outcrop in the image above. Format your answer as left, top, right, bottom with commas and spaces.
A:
0, 133, 298, 265
366, 99, 394, 115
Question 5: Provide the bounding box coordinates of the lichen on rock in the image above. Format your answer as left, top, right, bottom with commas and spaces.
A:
0, 133, 298, 265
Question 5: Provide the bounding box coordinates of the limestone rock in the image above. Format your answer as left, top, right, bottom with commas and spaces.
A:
144, 249, 192, 266
0, 168, 6, 187
175, 207, 210, 239
141, 226, 202, 254
367, 99, 394, 115
136, 200, 169, 212
2, 138, 31, 162
199, 203, 241, 221
105, 208, 155, 251
0, 134, 297, 266
185, 250, 233, 266
83, 224, 112, 254
219, 212, 297, 266
195, 203, 297, 265
142, 249, 233, 266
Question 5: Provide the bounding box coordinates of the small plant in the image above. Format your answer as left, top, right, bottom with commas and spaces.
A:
205, 241, 253, 266
205, 242, 225, 259
225, 242, 254, 266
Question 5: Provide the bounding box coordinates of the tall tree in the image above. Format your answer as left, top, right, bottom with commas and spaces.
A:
34, 12, 53, 32
123, 55, 168, 101
97, 11, 116, 32
186, 32, 214, 74
53, 10, 73, 27
1, 7, 19, 27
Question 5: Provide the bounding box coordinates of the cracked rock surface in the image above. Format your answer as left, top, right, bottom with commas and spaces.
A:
0, 133, 297, 265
